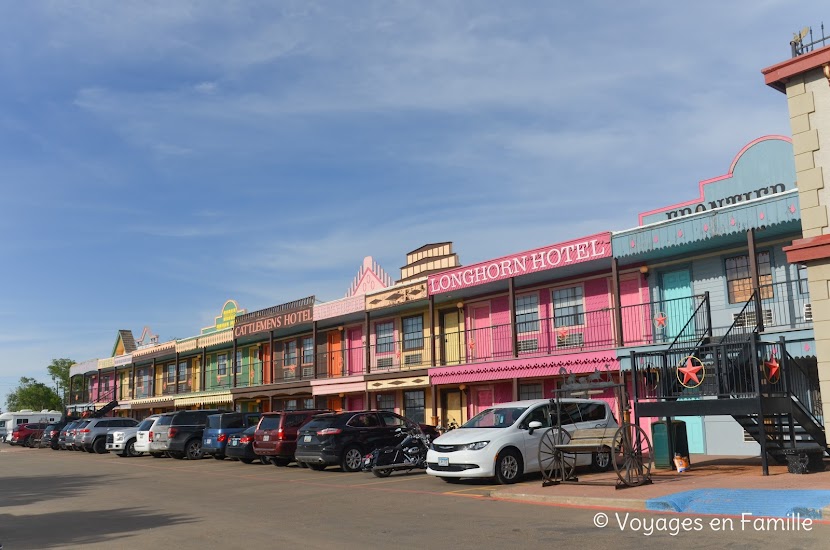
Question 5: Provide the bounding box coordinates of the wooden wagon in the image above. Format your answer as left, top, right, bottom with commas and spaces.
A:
538, 380, 653, 489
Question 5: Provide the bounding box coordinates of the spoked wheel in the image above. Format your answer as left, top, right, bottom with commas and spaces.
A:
611, 423, 653, 487
538, 428, 575, 483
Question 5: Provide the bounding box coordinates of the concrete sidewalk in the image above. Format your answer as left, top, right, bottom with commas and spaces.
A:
489, 455, 830, 518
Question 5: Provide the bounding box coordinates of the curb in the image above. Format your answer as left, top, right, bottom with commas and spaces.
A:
488, 490, 646, 510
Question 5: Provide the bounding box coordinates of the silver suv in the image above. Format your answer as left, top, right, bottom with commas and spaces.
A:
107, 415, 158, 457
77, 417, 138, 454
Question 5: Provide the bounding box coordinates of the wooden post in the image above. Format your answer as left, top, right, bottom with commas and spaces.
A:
747, 228, 765, 332
612, 257, 624, 347
509, 277, 518, 358
429, 295, 436, 367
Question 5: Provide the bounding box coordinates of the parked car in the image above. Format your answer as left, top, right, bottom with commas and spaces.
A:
203, 412, 261, 460
135, 415, 164, 457
58, 421, 81, 450
76, 417, 139, 454
225, 426, 268, 464
149, 409, 227, 460
9, 423, 47, 447
253, 409, 330, 466
67, 420, 91, 451
295, 411, 439, 472
107, 416, 158, 457
425, 398, 619, 484
38, 421, 68, 449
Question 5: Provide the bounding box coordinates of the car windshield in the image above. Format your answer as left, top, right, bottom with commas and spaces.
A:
462, 407, 528, 428
301, 417, 336, 431
259, 415, 281, 430
137, 418, 156, 431
155, 415, 173, 426
242, 426, 256, 436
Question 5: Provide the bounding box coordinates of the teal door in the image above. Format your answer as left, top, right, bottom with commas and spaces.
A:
661, 269, 704, 454
661, 269, 694, 342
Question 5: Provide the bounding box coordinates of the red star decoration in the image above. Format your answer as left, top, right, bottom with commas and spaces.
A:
764, 357, 780, 381
678, 358, 703, 386
654, 314, 667, 327
558, 327, 569, 339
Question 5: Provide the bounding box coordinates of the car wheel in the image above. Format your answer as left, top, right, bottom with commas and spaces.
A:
185, 439, 203, 460
93, 438, 107, 454
495, 448, 523, 485
309, 463, 327, 471
126, 439, 143, 457
151, 452, 165, 458
372, 468, 393, 478
213, 454, 225, 460
340, 446, 364, 472
25, 436, 36, 448
273, 458, 291, 467
591, 447, 613, 472
259, 456, 272, 465
240, 458, 254, 464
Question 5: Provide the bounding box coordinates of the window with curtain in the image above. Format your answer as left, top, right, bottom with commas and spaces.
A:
726, 251, 772, 303
217, 354, 227, 376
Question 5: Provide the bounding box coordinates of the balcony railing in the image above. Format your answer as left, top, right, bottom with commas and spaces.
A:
66, 282, 811, 396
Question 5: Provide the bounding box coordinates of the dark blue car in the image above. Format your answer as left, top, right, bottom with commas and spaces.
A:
203, 412, 260, 460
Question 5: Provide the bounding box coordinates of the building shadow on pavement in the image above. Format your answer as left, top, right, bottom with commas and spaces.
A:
0, 507, 196, 549
0, 475, 101, 508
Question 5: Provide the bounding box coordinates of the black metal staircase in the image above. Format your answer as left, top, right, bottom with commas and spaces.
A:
630, 291, 826, 473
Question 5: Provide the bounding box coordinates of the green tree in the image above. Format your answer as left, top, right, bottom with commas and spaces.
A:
47, 358, 74, 405
5, 377, 63, 411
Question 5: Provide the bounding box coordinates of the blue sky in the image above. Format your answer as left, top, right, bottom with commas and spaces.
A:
0, 2, 822, 407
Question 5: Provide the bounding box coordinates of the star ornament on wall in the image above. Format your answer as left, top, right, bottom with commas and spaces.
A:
676, 356, 705, 388
654, 312, 667, 328
764, 357, 781, 384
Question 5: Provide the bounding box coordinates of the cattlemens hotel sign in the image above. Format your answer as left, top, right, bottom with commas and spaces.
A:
233, 297, 315, 338
428, 232, 611, 295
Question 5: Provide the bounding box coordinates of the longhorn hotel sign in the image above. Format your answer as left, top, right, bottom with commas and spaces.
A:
428, 232, 611, 295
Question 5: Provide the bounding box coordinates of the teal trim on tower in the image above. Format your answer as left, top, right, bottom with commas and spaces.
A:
613, 190, 801, 262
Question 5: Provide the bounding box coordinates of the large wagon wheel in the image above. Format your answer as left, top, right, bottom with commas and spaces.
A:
611, 423, 653, 487
538, 427, 576, 483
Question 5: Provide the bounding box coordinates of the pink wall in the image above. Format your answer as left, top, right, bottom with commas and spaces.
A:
581, 278, 613, 348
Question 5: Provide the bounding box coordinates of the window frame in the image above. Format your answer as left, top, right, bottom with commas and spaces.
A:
515, 293, 540, 334
725, 251, 773, 304
166, 364, 176, 384
375, 320, 395, 355
217, 353, 228, 377
284, 340, 298, 367
402, 315, 424, 351
551, 285, 585, 328
301, 337, 314, 365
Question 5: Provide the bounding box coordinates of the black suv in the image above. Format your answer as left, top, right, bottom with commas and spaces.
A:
150, 409, 227, 460
38, 421, 68, 449
295, 411, 438, 472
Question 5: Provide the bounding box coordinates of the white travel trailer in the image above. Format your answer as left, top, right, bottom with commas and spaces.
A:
0, 410, 63, 442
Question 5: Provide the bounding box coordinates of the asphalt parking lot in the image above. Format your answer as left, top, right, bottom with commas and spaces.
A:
1, 446, 828, 549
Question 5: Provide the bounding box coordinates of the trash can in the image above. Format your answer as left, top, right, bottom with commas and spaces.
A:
651, 420, 689, 469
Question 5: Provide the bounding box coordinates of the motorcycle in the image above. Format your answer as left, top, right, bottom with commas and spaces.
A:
363, 425, 431, 478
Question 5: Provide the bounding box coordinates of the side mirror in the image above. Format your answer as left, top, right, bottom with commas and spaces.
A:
528, 420, 542, 435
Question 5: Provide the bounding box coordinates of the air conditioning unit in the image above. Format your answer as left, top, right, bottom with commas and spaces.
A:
556, 332, 584, 348
376, 357, 394, 369
517, 339, 538, 353
732, 309, 773, 328
804, 303, 813, 322
403, 353, 423, 366
302, 366, 315, 378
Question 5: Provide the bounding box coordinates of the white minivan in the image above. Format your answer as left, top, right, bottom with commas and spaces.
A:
426, 398, 618, 484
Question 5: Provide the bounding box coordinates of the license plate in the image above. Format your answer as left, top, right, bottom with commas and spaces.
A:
303, 435, 311, 442
231, 440, 238, 446
263, 435, 270, 441
438, 457, 449, 467
204, 438, 212, 445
